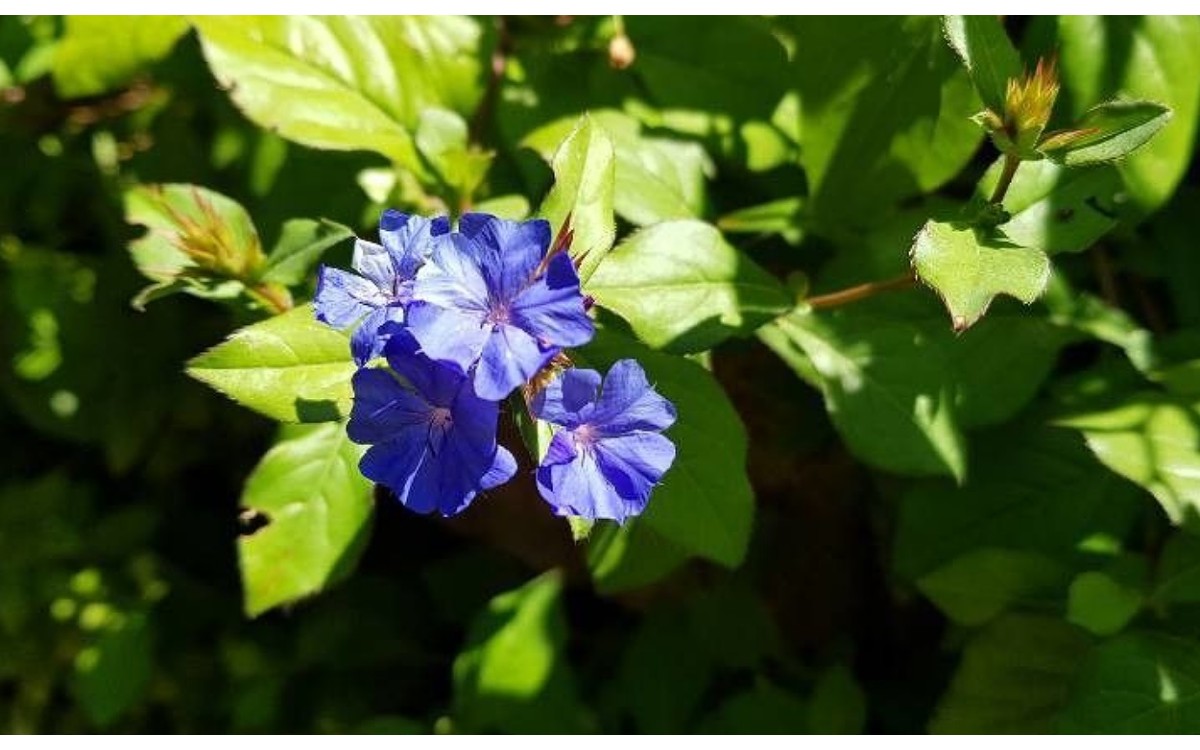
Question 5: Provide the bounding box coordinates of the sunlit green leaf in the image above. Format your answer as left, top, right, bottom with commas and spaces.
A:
259, 219, 354, 287
53, 16, 187, 98
238, 423, 372, 617
1042, 100, 1173, 167
942, 15, 1023, 115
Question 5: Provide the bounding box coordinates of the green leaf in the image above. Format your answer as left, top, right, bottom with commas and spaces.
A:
588, 220, 791, 353
917, 548, 1072, 626
238, 423, 373, 617
186, 305, 356, 423
1040, 15, 1200, 213
789, 17, 983, 229
911, 220, 1051, 331
536, 115, 617, 282
72, 610, 154, 728
586, 520, 689, 594
979, 157, 1124, 254
1154, 534, 1200, 607
717, 197, 805, 243
930, 615, 1092, 733
453, 571, 589, 733
942, 15, 1023, 114
1059, 632, 1200, 732
697, 681, 810, 734
1043, 100, 1173, 166
259, 219, 354, 287
575, 328, 755, 567
894, 424, 1143, 579
193, 16, 489, 173
808, 664, 867, 734
523, 110, 711, 227
1067, 571, 1143, 636
1056, 392, 1200, 524
53, 16, 187, 98
124, 183, 265, 302
415, 108, 493, 202
759, 309, 966, 480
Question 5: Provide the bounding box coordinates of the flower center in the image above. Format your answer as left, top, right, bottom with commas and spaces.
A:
429, 407, 453, 430
572, 423, 599, 450
484, 303, 512, 326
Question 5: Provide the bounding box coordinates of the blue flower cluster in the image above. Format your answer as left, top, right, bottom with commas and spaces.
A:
315, 210, 676, 522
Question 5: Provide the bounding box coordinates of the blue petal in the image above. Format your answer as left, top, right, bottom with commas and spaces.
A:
594, 432, 676, 510
360, 438, 438, 514
474, 323, 555, 400
413, 233, 490, 312
540, 429, 578, 467
535, 452, 635, 522
460, 213, 551, 299
351, 239, 396, 292
382, 329, 465, 408
481, 445, 518, 491
408, 425, 513, 517
593, 359, 677, 435
347, 367, 430, 445
313, 265, 386, 329
531, 368, 601, 428
378, 211, 449, 281
510, 253, 594, 348
350, 306, 404, 366
405, 302, 490, 375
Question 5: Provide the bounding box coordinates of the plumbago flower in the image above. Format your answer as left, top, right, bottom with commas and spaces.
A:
347, 327, 516, 516
406, 213, 594, 400
532, 360, 677, 522
314, 209, 448, 365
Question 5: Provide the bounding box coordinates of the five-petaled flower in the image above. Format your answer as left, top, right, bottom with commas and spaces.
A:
347, 327, 517, 516
314, 209, 448, 365
532, 359, 677, 522
406, 213, 594, 400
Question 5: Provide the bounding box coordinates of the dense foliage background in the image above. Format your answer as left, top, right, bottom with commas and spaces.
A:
3, 15, 1200, 734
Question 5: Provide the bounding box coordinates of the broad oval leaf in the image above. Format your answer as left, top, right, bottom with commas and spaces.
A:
186, 304, 356, 423
588, 220, 792, 353
574, 328, 755, 568
1042, 100, 1173, 167
911, 219, 1051, 331
193, 16, 489, 172
53, 16, 187, 98
238, 422, 373, 617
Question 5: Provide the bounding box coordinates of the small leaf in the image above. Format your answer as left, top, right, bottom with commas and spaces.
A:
1059, 632, 1200, 732
1066, 571, 1143, 636
258, 219, 354, 287
588, 220, 792, 353
930, 615, 1091, 733
238, 423, 373, 617
586, 520, 689, 594
942, 15, 1023, 115
717, 197, 804, 243
1042, 100, 1173, 166
452, 571, 589, 733
1056, 392, 1200, 524
911, 220, 1051, 331
72, 610, 154, 728
53, 16, 186, 98
415, 108, 493, 203
536, 115, 617, 283
760, 310, 966, 480
1153, 534, 1200, 607
186, 305, 356, 423
918, 548, 1071, 626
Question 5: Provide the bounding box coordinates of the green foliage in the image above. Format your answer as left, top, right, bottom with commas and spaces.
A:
4, 12, 1200, 735
238, 423, 373, 617
186, 306, 356, 423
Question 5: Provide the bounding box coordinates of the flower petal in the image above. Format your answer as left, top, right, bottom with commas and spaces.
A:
474, 324, 555, 400
359, 434, 437, 513
350, 306, 404, 366
536, 452, 635, 522
378, 210, 449, 280
347, 367, 430, 444
405, 302, 491, 375
350, 238, 395, 291
313, 265, 387, 329
541, 429, 578, 467
510, 253, 594, 348
593, 359, 677, 435
481, 445, 518, 491
383, 328, 466, 408
460, 213, 551, 299
531, 368, 601, 428
413, 233, 490, 312
593, 432, 676, 510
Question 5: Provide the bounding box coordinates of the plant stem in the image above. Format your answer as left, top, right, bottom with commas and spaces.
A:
248, 283, 293, 316
989, 153, 1021, 205
806, 273, 916, 310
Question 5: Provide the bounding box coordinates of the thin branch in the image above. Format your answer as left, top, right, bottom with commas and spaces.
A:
806, 273, 917, 310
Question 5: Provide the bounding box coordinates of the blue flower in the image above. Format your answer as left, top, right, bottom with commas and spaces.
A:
406, 213, 594, 400
347, 328, 516, 516
531, 360, 677, 522
314, 209, 449, 365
